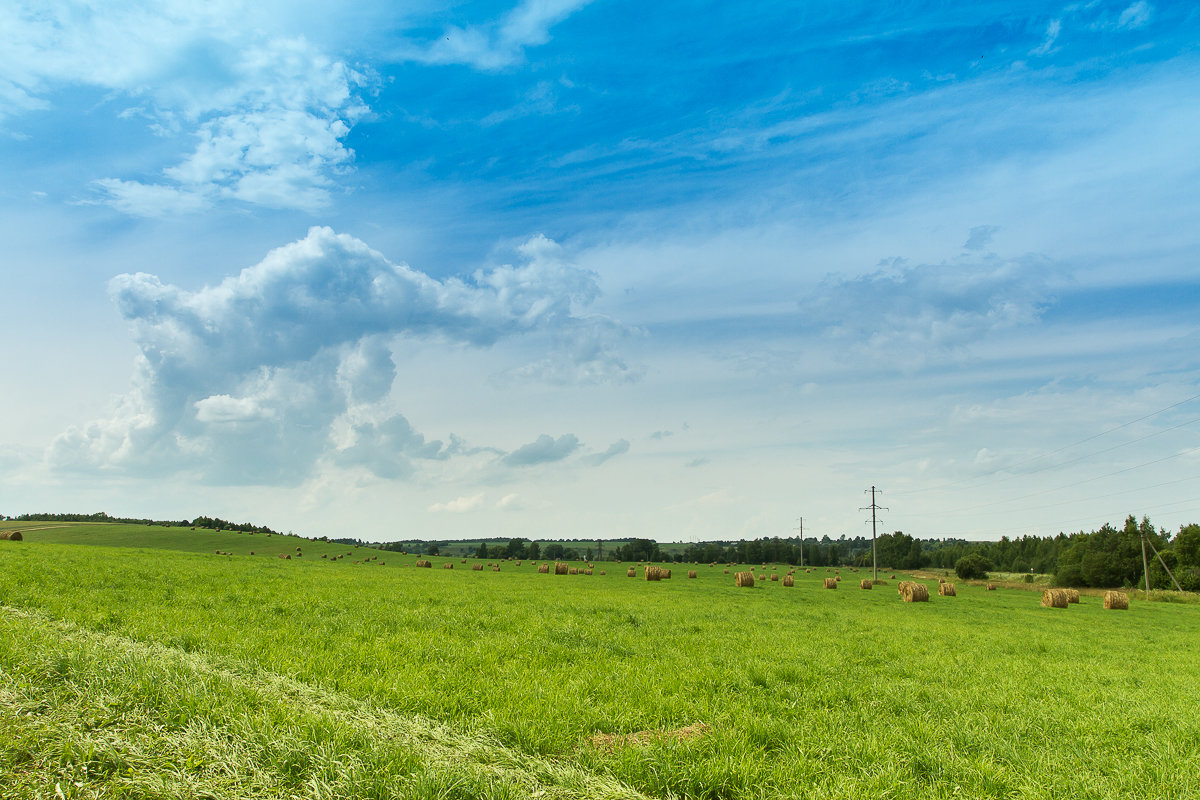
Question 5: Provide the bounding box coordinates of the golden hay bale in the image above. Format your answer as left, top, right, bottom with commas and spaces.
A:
584, 569, 593, 575
939, 582, 956, 597
599, 571, 606, 576
627, 567, 636, 577
938, 576, 946, 584
782, 574, 794, 587
1042, 589, 1069, 608
805, 568, 811, 573
688, 571, 698, 578
724, 569, 730, 574
1064, 588, 1080, 604
537, 564, 550, 573
663, 569, 672, 579
770, 574, 779, 581
278, 553, 290, 560
1104, 590, 1129, 610
569, 567, 578, 575
985, 583, 996, 591
461, 559, 467, 563
554, 562, 570, 575
493, 566, 501, 572
443, 563, 454, 569
735, 571, 755, 587
860, 579, 872, 590
415, 559, 432, 568
834, 575, 841, 582
823, 577, 837, 589
516, 561, 522, 566
645, 565, 661, 581
901, 583, 929, 602
757, 574, 766, 581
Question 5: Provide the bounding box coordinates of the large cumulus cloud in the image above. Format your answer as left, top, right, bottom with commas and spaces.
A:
50, 227, 626, 484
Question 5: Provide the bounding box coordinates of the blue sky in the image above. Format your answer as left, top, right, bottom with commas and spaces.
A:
3, 0, 1199, 543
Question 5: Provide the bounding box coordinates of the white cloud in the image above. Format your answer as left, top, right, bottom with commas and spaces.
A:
0, 4, 368, 213
409, 0, 592, 70
1031, 19, 1062, 57
428, 493, 484, 513
49, 226, 621, 483
1117, 2, 1154, 30
501, 433, 580, 466
583, 438, 630, 466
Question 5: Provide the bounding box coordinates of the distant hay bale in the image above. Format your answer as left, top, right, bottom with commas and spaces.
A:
1104, 590, 1129, 610
735, 571, 755, 587
569, 567, 578, 575
1042, 589, 1069, 608
516, 561, 522, 566
627, 567, 636, 577
415, 559, 432, 568
770, 574, 779, 581
890, 574, 896, 579
939, 582, 956, 597
321, 554, 327, 559
1064, 588, 1080, 604
492, 566, 500, 572
249, 551, 254, 555
473, 563, 484, 571
537, 564, 550, 573
805, 568, 811, 573
834, 575, 841, 582
443, 563, 454, 569
645, 565, 668, 581
599, 570, 606, 575
663, 568, 672, 579
782, 575, 794, 587
688, 571, 698, 578
584, 569, 593, 575
900, 582, 929, 602
985, 583, 996, 590
938, 576, 946, 584
860, 579, 872, 590
278, 553, 290, 560
555, 562, 570, 575
724, 569, 730, 574
823, 577, 837, 589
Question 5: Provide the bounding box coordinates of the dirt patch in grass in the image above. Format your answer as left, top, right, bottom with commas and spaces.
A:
588, 722, 710, 751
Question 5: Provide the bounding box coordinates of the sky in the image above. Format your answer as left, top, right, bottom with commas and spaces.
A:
2, 0, 1199, 544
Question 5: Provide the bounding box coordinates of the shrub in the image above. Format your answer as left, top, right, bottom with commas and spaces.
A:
954, 553, 992, 581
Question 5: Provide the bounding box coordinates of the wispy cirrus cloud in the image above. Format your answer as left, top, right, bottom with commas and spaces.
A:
406, 0, 592, 70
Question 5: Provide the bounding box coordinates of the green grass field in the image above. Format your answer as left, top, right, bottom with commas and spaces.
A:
2, 523, 1199, 799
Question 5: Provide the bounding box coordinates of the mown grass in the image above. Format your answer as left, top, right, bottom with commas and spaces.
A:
1, 536, 1199, 799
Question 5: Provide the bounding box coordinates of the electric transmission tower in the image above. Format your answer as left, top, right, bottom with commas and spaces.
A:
860, 486, 888, 582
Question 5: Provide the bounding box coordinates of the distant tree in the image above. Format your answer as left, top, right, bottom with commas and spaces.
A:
955, 553, 992, 581
528, 541, 541, 560
586, 547, 594, 561
428, 543, 440, 556
506, 538, 527, 559
476, 541, 489, 559
543, 543, 565, 560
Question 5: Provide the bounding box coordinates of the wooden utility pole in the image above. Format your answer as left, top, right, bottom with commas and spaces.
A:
793, 518, 804, 567
861, 487, 888, 582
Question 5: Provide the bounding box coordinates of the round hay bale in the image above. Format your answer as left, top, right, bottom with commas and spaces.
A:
688, 570, 698, 578
901, 582, 929, 602
782, 574, 794, 587
1041, 588, 1069, 608
823, 577, 837, 589
569, 567, 578, 575
1064, 588, 1081, 604
599, 570, 606, 576
770, 574, 779, 581
1104, 590, 1129, 610
249, 551, 254, 555
938, 582, 956, 597
584, 568, 593, 575
537, 564, 550, 573
663, 569, 672, 579
278, 553, 290, 560
492, 566, 501, 572
724, 569, 730, 574
627, 567, 636, 577
443, 563, 454, 569
415, 559, 432, 568
834, 575, 841, 582
860, 579, 872, 590
985, 583, 996, 591
473, 563, 484, 571
735, 571, 755, 587
805, 568, 811, 573
554, 562, 570, 575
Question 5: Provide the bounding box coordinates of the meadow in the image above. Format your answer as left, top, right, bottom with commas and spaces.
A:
1, 523, 1198, 799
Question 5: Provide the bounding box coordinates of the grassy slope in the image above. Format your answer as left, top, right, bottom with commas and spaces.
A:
2, 537, 1199, 799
